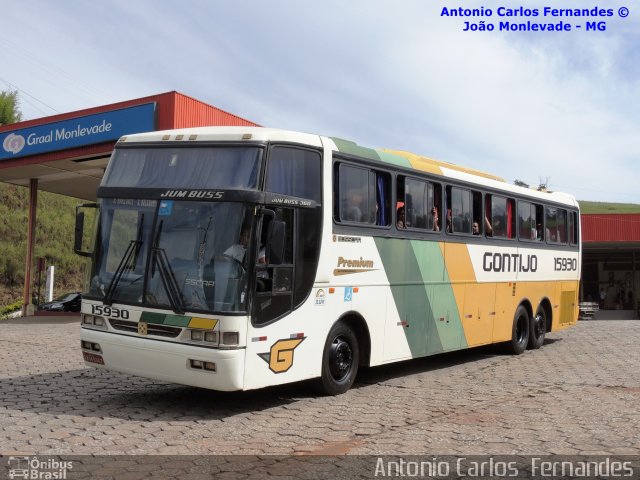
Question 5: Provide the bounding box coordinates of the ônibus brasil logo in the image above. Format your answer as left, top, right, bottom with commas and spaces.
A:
3, 133, 26, 154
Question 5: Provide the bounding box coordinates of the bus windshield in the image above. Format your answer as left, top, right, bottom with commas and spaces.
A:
88, 198, 254, 313
102, 146, 262, 189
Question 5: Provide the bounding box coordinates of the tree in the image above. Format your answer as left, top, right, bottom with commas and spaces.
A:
0, 89, 22, 126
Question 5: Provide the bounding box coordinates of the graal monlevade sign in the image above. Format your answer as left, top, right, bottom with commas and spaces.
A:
1, 103, 156, 161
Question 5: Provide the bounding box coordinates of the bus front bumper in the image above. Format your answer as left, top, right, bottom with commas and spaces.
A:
80, 328, 246, 391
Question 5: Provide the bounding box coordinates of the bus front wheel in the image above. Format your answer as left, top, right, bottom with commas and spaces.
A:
319, 322, 359, 395
507, 306, 530, 355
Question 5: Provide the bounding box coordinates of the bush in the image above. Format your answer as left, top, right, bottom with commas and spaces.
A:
0, 300, 22, 320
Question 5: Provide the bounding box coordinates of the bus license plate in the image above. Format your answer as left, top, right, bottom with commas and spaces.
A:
83, 351, 105, 365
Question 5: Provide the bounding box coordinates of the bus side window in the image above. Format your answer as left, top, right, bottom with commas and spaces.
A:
545, 207, 558, 243
402, 177, 439, 231
375, 171, 390, 226
446, 186, 472, 235
336, 163, 389, 226
569, 211, 578, 245
488, 195, 515, 239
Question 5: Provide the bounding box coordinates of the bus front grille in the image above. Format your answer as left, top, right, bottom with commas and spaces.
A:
109, 319, 182, 338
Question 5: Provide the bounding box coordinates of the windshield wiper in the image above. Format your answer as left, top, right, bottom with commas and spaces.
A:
197, 215, 213, 270
104, 214, 144, 305
151, 220, 186, 314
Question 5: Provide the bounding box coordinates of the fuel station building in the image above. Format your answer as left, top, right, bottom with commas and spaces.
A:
0, 91, 257, 315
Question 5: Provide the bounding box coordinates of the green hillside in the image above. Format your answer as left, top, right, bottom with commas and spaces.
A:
579, 201, 640, 214
0, 183, 89, 307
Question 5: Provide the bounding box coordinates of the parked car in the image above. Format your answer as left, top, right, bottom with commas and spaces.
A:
40, 292, 81, 312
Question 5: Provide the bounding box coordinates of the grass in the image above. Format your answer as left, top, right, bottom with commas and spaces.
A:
579, 201, 640, 214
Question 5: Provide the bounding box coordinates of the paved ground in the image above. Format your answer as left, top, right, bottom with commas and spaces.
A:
1, 317, 639, 459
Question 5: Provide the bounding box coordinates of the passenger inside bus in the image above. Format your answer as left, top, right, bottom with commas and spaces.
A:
343, 189, 364, 222
397, 206, 406, 229
432, 207, 440, 231
485, 216, 493, 236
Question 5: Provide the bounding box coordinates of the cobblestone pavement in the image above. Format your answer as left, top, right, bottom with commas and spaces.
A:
1, 319, 639, 456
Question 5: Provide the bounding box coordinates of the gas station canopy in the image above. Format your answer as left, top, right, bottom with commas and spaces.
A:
0, 91, 257, 200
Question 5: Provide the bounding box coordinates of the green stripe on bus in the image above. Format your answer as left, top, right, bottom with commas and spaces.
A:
374, 238, 442, 356
331, 137, 381, 162
377, 151, 413, 169
164, 315, 191, 327
374, 238, 468, 356
140, 312, 166, 325
411, 240, 467, 352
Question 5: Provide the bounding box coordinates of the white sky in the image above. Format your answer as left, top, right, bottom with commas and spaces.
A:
1, 0, 638, 202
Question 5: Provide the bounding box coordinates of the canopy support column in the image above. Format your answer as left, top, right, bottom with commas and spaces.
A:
22, 178, 38, 317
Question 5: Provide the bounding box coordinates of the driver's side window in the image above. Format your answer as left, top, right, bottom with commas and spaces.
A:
254, 208, 294, 324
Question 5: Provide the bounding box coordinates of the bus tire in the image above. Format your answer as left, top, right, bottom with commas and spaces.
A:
528, 306, 546, 350
507, 306, 530, 355
319, 322, 359, 395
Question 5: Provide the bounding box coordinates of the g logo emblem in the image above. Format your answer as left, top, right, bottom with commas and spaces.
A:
258, 337, 306, 373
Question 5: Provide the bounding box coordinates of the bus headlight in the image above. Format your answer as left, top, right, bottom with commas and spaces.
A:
189, 329, 220, 345
82, 314, 106, 329
222, 331, 239, 346
204, 331, 218, 344
188, 329, 234, 347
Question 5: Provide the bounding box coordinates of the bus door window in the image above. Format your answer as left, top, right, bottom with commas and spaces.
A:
254, 208, 294, 324
256, 208, 293, 288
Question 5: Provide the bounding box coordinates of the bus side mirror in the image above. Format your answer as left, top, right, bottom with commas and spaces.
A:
74, 203, 97, 257
267, 220, 286, 265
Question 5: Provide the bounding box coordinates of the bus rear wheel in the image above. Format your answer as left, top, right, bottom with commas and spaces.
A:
528, 306, 546, 350
319, 322, 359, 395
507, 306, 530, 355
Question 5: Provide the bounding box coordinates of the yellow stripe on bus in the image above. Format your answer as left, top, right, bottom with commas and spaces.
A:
188, 318, 219, 330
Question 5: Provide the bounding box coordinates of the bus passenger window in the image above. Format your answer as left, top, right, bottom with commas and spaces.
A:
446, 186, 472, 234
545, 206, 568, 244
401, 177, 440, 231
569, 211, 578, 245
518, 201, 544, 242
375, 171, 390, 226
488, 195, 515, 239
336, 163, 389, 226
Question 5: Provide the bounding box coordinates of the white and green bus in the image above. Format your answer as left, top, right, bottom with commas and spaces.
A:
76, 127, 580, 395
